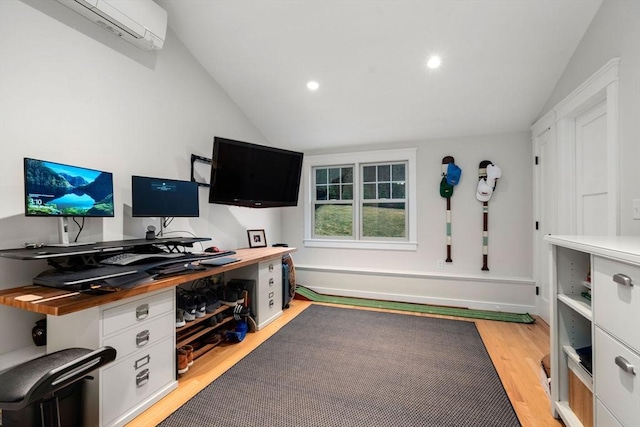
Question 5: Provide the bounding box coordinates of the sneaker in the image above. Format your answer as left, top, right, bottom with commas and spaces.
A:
197, 288, 221, 313
177, 348, 189, 374
193, 294, 206, 318
207, 315, 218, 327
177, 289, 196, 322
182, 345, 194, 366
176, 308, 186, 328
216, 313, 224, 324
220, 286, 245, 306
232, 304, 251, 320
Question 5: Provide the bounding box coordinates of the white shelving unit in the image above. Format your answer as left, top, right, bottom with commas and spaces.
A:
545, 235, 640, 427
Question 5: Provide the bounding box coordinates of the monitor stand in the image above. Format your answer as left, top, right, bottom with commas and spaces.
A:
157, 217, 171, 238
46, 217, 96, 247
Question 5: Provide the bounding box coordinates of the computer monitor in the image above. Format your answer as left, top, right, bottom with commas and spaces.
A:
131, 175, 199, 236
23, 157, 115, 245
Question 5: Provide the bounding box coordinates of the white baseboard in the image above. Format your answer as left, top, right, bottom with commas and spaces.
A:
295, 265, 536, 314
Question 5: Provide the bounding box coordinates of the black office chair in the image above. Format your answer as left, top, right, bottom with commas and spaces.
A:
0, 346, 116, 427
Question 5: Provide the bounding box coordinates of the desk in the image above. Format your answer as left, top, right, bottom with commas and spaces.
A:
0, 246, 295, 427
0, 247, 293, 316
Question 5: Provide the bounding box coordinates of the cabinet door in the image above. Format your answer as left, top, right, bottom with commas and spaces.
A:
103, 312, 174, 361
593, 257, 640, 352
101, 336, 175, 426
256, 258, 282, 329
258, 285, 282, 327
594, 327, 640, 427
102, 290, 174, 337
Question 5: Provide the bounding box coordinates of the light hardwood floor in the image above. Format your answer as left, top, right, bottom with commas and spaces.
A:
127, 300, 562, 427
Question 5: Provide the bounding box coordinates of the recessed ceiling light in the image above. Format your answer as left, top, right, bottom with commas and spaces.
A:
427, 56, 441, 69
307, 80, 320, 91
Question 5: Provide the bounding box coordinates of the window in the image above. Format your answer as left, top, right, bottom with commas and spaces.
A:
304, 148, 417, 250
361, 163, 407, 239
314, 166, 354, 237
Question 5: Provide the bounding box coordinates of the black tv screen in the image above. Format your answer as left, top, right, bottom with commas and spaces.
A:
132, 175, 199, 217
209, 137, 304, 208
24, 158, 114, 217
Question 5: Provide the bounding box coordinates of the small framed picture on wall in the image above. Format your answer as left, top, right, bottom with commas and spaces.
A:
247, 229, 267, 248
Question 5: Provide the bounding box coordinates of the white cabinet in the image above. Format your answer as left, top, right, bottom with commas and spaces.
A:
228, 256, 283, 330
46, 288, 177, 427
545, 235, 640, 427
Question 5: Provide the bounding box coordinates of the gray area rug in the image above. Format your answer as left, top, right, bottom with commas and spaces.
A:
160, 305, 521, 427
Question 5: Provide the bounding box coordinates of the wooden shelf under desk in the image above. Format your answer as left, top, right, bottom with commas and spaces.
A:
0, 247, 295, 316
176, 306, 235, 348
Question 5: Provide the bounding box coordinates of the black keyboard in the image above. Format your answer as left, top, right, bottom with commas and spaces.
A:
100, 252, 184, 266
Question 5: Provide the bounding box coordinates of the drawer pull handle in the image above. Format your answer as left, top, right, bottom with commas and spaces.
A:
136, 330, 150, 347
268, 292, 274, 298
134, 355, 150, 370
269, 299, 274, 308
269, 278, 274, 287
268, 263, 274, 272
136, 304, 149, 320
136, 369, 149, 387
613, 273, 633, 287
615, 356, 636, 375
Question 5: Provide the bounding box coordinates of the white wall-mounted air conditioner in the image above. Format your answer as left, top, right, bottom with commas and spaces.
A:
55, 0, 167, 51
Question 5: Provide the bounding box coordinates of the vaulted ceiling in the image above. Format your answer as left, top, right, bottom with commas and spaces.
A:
157, 0, 602, 152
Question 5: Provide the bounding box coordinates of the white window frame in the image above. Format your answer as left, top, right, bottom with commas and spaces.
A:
303, 148, 417, 251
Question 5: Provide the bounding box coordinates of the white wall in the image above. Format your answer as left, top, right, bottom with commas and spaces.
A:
539, 0, 640, 236
0, 0, 280, 362
282, 132, 535, 312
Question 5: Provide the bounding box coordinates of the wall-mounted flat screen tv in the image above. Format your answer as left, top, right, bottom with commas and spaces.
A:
131, 175, 199, 217
209, 137, 304, 208
24, 158, 115, 217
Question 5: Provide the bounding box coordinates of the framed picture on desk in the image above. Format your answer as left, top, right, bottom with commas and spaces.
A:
247, 229, 267, 248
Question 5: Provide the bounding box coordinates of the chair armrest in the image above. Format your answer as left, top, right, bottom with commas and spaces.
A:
0, 346, 116, 411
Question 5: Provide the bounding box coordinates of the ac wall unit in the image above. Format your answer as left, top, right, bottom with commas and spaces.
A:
55, 0, 167, 51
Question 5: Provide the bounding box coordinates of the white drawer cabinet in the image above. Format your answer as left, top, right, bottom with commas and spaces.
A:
46, 288, 178, 426
228, 256, 283, 330
257, 259, 282, 328
101, 335, 175, 426
545, 235, 640, 427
